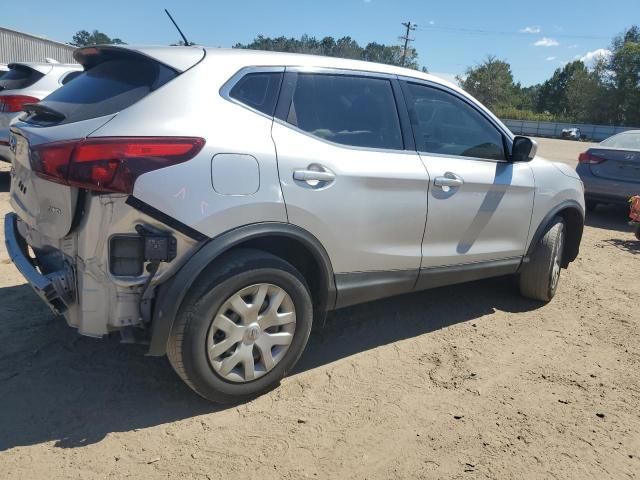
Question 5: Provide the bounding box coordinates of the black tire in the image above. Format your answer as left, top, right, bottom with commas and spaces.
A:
519, 217, 565, 302
167, 249, 313, 403
585, 200, 598, 212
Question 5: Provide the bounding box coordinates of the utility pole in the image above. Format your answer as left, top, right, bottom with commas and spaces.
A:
400, 21, 417, 67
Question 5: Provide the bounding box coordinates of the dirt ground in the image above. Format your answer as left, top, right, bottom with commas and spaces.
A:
0, 138, 638, 479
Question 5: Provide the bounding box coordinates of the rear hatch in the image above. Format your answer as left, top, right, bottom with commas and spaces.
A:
9, 45, 204, 240
587, 148, 640, 183
0, 64, 49, 131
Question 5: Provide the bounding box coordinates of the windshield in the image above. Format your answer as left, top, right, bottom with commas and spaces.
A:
29, 57, 177, 125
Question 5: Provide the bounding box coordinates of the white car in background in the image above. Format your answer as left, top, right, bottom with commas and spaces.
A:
0, 61, 82, 162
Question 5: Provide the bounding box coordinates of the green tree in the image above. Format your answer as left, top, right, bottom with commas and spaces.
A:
234, 35, 424, 70
71, 30, 125, 47
536, 61, 605, 123
605, 26, 640, 125
457, 56, 518, 109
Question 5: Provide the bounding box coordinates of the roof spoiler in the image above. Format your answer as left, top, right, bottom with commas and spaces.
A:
74, 45, 205, 72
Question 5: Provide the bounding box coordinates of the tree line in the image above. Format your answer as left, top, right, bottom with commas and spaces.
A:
459, 26, 640, 127
70, 25, 639, 126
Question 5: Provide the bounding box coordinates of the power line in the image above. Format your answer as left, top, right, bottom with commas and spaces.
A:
419, 24, 610, 41
400, 21, 417, 66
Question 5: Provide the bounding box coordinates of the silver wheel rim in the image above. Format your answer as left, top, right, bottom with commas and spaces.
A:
550, 231, 563, 291
206, 283, 296, 383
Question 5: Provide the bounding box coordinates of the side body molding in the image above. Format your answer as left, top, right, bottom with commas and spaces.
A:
147, 222, 336, 356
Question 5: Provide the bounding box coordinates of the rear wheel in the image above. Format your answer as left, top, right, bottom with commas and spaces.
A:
519, 217, 565, 302
167, 249, 313, 403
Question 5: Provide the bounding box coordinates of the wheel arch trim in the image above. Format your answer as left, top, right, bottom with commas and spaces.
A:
525, 199, 584, 266
147, 222, 336, 356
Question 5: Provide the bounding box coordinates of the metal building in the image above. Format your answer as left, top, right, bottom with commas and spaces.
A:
0, 26, 76, 65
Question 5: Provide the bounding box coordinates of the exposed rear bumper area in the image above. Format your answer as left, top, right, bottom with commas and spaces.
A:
4, 213, 75, 315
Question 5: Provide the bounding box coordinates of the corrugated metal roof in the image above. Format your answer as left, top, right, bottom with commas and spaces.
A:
0, 27, 76, 64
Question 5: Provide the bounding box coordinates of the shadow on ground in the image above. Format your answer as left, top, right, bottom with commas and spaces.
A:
0, 276, 540, 451
585, 204, 633, 233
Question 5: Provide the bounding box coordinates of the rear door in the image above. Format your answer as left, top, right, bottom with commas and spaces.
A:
400, 80, 535, 269
272, 69, 429, 277
9, 48, 192, 239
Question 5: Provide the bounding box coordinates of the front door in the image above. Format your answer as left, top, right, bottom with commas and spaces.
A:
400, 80, 535, 269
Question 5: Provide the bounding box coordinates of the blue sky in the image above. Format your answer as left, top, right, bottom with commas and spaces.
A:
2, 0, 635, 86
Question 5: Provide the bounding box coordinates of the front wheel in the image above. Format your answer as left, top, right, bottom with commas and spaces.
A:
167, 249, 313, 403
519, 217, 565, 302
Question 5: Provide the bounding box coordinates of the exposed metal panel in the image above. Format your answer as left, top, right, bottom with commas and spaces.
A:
0, 27, 76, 64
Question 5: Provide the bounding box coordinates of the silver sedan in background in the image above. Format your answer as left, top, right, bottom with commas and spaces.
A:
576, 130, 640, 211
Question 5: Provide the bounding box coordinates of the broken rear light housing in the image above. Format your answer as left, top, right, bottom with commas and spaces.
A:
30, 137, 205, 193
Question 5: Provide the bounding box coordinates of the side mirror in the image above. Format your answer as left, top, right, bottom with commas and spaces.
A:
511, 136, 538, 162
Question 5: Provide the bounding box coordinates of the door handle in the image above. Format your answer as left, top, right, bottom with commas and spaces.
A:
293, 165, 336, 185
434, 173, 464, 188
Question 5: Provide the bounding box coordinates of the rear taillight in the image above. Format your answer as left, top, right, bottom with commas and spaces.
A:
578, 151, 606, 164
0, 95, 40, 113
30, 137, 205, 193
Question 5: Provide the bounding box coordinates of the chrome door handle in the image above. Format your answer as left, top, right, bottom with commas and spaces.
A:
293, 168, 335, 183
434, 173, 464, 188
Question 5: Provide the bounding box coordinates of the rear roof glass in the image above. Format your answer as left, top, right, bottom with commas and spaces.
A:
0, 65, 44, 91
27, 56, 177, 125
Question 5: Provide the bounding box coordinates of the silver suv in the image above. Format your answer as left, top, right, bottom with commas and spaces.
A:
4, 45, 585, 403
0, 61, 83, 162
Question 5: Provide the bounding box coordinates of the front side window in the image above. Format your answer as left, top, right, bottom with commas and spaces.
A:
405, 82, 506, 161
287, 73, 403, 150
229, 72, 282, 116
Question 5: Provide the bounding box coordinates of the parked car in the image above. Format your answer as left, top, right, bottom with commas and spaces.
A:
0, 61, 82, 162
0, 64, 9, 78
4, 45, 585, 403
562, 127, 581, 140
576, 130, 640, 211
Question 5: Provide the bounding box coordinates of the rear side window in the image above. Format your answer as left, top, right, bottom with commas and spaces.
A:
31, 57, 177, 125
0, 65, 44, 91
230, 72, 282, 116
287, 74, 403, 150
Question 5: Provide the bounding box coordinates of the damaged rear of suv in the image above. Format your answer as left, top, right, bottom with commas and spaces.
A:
5, 45, 584, 403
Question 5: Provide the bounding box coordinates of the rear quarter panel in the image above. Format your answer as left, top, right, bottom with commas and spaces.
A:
88, 55, 287, 238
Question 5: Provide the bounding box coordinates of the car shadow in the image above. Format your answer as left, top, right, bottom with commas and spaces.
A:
585, 203, 633, 233
0, 276, 541, 451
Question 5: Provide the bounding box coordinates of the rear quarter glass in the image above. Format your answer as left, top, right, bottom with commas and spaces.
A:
24, 58, 177, 125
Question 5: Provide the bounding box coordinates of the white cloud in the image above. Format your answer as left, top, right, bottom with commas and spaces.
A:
580, 48, 612, 65
520, 26, 541, 34
546, 56, 556, 61
534, 37, 560, 47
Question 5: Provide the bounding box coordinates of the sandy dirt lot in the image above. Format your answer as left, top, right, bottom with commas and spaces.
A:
0, 138, 638, 479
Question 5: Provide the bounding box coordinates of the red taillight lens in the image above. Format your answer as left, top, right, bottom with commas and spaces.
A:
31, 137, 205, 193
0, 95, 40, 113
578, 152, 606, 164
